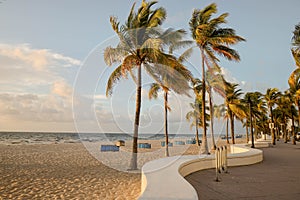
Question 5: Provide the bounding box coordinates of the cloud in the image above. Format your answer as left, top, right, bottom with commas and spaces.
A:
0, 43, 85, 130
51, 80, 73, 98
0, 43, 81, 94
0, 43, 81, 70
0, 93, 72, 122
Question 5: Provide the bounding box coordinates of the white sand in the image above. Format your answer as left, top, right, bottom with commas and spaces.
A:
0, 138, 246, 199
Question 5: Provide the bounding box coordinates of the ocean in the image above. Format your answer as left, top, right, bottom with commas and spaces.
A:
0, 132, 199, 145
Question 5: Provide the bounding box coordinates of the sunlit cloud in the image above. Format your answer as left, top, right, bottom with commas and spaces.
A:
0, 43, 81, 70
51, 80, 73, 99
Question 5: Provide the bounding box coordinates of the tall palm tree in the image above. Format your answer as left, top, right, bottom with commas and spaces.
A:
291, 23, 300, 67
284, 91, 298, 144
206, 69, 225, 150
275, 92, 290, 143
189, 3, 245, 154
264, 88, 280, 145
224, 81, 246, 144
104, 1, 189, 170
186, 95, 210, 146
288, 69, 300, 127
189, 78, 204, 147
148, 30, 193, 157
213, 103, 227, 143
244, 92, 267, 146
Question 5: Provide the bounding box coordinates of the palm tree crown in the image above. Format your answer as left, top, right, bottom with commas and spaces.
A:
104, 0, 190, 170
189, 3, 245, 154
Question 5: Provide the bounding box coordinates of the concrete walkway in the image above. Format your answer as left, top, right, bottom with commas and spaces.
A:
185, 141, 300, 200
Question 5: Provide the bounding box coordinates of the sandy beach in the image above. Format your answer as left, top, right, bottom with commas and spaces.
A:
0, 138, 246, 199
0, 143, 141, 199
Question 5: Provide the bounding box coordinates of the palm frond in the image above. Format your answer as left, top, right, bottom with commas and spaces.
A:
104, 46, 125, 66
211, 28, 246, 45
229, 103, 246, 119
178, 46, 195, 63
106, 65, 123, 96
212, 45, 241, 61
121, 55, 138, 75
292, 49, 300, 68
125, 3, 136, 29
198, 3, 217, 24
209, 13, 228, 29
110, 16, 120, 34
148, 7, 167, 27
148, 83, 161, 99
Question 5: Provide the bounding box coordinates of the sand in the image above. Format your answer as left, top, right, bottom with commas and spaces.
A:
0, 138, 246, 199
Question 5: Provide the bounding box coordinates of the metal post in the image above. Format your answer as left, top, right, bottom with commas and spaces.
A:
225, 146, 228, 173
215, 147, 220, 182
215, 146, 228, 181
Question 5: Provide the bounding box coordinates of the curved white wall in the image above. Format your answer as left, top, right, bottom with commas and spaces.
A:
139, 144, 264, 200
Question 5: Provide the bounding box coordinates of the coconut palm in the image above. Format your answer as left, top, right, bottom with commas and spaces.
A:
283, 91, 298, 144
275, 92, 290, 143
189, 78, 204, 147
189, 3, 245, 154
244, 92, 267, 147
224, 81, 246, 144
104, 1, 191, 169
206, 69, 225, 150
291, 23, 300, 67
186, 95, 210, 146
288, 69, 300, 127
264, 88, 280, 145
148, 30, 193, 157
213, 103, 228, 143
148, 65, 191, 156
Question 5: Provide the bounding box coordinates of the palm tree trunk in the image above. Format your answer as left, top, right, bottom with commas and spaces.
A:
226, 118, 229, 144
200, 49, 209, 154
249, 102, 254, 148
195, 118, 200, 146
230, 112, 235, 144
291, 108, 296, 145
164, 91, 169, 157
276, 124, 280, 141
270, 107, 276, 145
254, 118, 257, 140
284, 120, 288, 143
208, 87, 216, 150
246, 122, 249, 143
297, 102, 300, 127
129, 63, 142, 170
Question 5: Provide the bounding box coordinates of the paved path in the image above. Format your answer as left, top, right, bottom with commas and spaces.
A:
185, 141, 300, 200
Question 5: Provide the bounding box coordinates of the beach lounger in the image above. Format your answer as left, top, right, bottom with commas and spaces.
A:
100, 145, 120, 152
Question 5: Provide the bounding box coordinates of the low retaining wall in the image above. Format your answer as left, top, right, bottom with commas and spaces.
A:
139, 144, 264, 200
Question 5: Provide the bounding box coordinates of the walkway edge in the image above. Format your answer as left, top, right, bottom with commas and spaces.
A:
139, 144, 265, 200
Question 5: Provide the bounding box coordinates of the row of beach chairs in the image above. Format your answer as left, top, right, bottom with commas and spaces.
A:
100, 139, 200, 152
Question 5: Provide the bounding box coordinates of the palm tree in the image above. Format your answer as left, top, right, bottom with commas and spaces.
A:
206, 69, 225, 150
275, 92, 290, 143
244, 92, 267, 147
104, 1, 190, 170
148, 29, 193, 157
288, 69, 300, 128
186, 95, 210, 146
189, 3, 245, 154
264, 88, 280, 145
213, 103, 227, 143
189, 78, 204, 147
292, 23, 300, 58
224, 81, 246, 144
284, 91, 298, 144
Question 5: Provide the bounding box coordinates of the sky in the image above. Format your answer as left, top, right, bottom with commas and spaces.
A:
0, 0, 300, 134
